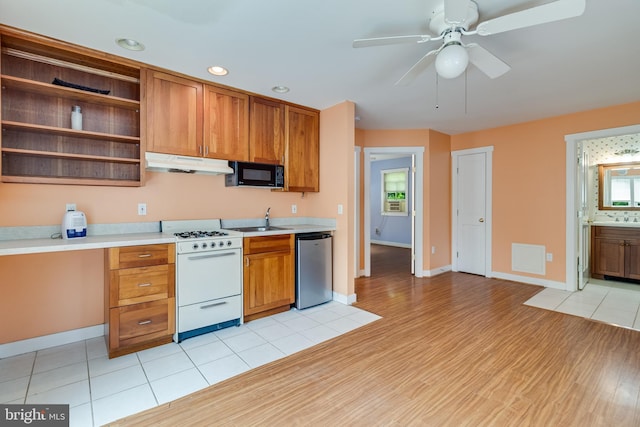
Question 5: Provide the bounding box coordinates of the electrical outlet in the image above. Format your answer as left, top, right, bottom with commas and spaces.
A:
432, 246, 436, 254
66, 203, 76, 211
138, 203, 147, 216
546, 253, 553, 262
291, 204, 297, 214
338, 204, 343, 215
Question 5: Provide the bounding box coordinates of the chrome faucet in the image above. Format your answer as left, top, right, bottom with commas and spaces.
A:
265, 207, 271, 228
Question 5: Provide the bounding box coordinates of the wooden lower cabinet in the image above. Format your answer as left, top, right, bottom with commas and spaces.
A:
592, 226, 640, 280
105, 243, 175, 358
243, 234, 294, 322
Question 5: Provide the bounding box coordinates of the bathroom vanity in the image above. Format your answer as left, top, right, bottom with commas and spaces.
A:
591, 225, 640, 280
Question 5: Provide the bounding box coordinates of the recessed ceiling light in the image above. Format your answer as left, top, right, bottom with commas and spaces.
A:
116, 38, 145, 51
207, 66, 229, 76
272, 86, 290, 94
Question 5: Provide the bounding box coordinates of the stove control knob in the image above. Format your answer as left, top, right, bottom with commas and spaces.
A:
192, 243, 199, 250
202, 242, 208, 249
218, 241, 225, 247
227, 240, 233, 247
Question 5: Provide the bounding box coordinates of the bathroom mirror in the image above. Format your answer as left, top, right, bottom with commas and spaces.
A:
598, 162, 640, 210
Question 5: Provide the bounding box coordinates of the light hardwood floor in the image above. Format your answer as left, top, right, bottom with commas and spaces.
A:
110, 245, 640, 426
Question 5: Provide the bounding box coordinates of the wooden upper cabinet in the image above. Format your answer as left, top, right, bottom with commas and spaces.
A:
144, 69, 202, 156
285, 106, 319, 192
249, 96, 285, 164
203, 85, 249, 161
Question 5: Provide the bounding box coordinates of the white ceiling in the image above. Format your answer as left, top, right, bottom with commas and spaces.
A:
1, 0, 639, 135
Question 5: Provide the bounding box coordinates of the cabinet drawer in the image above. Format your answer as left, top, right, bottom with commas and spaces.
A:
178, 295, 242, 333
108, 244, 175, 269
111, 298, 175, 345
243, 234, 293, 255
111, 264, 175, 307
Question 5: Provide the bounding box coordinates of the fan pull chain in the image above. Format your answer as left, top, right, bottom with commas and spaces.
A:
465, 69, 468, 115
435, 73, 439, 109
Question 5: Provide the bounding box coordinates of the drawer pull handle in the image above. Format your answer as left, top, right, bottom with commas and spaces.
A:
138, 254, 152, 258
138, 320, 152, 325
200, 302, 227, 309
138, 283, 151, 287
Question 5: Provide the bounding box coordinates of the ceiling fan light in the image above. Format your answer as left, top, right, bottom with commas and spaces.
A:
435, 44, 469, 79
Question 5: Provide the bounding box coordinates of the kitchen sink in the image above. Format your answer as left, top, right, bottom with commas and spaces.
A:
228, 226, 290, 232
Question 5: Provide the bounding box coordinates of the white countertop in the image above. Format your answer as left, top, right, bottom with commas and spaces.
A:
0, 224, 335, 256
0, 232, 176, 256
226, 224, 335, 237
590, 221, 640, 228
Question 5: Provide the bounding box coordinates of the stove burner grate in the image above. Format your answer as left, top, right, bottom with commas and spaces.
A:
174, 230, 229, 239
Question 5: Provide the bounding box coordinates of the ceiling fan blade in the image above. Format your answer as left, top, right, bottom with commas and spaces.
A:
353, 34, 433, 48
444, 0, 471, 25
475, 0, 586, 36
466, 44, 510, 79
395, 49, 439, 86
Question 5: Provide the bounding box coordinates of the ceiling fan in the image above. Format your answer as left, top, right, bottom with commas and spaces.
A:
353, 0, 586, 84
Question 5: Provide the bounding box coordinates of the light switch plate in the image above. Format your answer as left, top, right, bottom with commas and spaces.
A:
138, 203, 147, 216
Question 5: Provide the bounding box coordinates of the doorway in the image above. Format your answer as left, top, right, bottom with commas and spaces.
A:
565, 124, 640, 292
363, 147, 424, 277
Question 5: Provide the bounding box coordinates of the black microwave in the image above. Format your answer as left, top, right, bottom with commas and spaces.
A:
225, 161, 284, 188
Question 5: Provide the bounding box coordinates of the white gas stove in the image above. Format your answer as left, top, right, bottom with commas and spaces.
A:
161, 219, 243, 342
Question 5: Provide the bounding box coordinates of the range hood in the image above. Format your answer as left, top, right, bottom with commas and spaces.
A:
145, 152, 233, 175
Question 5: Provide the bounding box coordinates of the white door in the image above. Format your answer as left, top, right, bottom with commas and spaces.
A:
577, 146, 589, 290
454, 150, 490, 275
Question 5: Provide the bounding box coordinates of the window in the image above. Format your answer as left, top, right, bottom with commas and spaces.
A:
381, 168, 408, 216
610, 176, 640, 207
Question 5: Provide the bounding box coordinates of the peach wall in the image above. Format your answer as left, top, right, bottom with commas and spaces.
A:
0, 172, 311, 227
310, 101, 356, 298
0, 250, 103, 343
427, 130, 452, 270
451, 101, 640, 283
355, 129, 365, 273
357, 128, 452, 273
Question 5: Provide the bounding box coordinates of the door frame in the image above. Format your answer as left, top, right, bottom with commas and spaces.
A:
451, 146, 493, 276
565, 124, 640, 291
363, 147, 424, 277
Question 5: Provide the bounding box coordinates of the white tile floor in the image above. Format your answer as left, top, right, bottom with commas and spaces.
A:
0, 302, 381, 427
524, 278, 640, 331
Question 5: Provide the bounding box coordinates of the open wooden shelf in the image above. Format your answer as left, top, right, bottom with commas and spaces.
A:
1, 120, 141, 144
1, 75, 141, 110
2, 148, 141, 164
1, 27, 143, 186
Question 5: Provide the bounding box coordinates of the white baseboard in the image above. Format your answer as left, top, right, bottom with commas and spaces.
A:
491, 271, 566, 290
370, 240, 411, 249
0, 325, 104, 358
333, 291, 357, 305
423, 265, 452, 277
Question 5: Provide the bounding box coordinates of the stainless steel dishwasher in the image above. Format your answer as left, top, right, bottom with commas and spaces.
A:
295, 232, 333, 309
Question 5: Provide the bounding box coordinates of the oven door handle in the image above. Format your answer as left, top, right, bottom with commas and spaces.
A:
200, 301, 227, 309
186, 252, 236, 261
